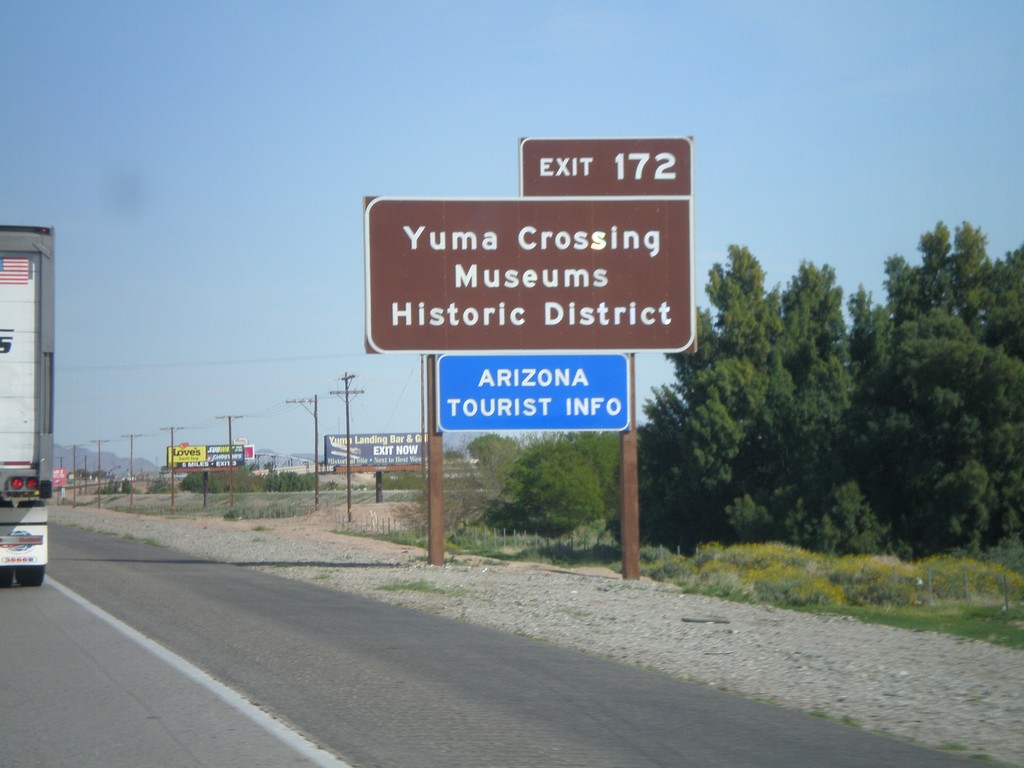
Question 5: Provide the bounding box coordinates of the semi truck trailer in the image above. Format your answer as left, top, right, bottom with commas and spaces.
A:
0, 226, 54, 588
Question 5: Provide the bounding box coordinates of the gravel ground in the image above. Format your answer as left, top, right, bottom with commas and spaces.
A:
51, 505, 1024, 766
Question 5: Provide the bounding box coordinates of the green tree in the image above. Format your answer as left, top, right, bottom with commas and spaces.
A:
486, 433, 617, 537
180, 467, 264, 493
849, 305, 1024, 555
181, 472, 221, 493
264, 471, 315, 492
640, 247, 859, 552
640, 247, 782, 550
984, 244, 1024, 358
444, 435, 522, 529
814, 481, 887, 555
847, 223, 1024, 554
466, 434, 521, 497
884, 221, 993, 334
642, 221, 1024, 558
766, 262, 857, 545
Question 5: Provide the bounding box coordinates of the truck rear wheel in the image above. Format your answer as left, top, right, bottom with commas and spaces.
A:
16, 565, 45, 587
0, 569, 13, 588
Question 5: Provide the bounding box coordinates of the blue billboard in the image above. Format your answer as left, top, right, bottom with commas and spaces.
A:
437, 354, 630, 432
324, 433, 423, 468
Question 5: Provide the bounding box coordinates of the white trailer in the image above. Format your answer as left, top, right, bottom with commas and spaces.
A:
0, 226, 54, 588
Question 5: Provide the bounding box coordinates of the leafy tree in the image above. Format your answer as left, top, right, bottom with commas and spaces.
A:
885, 221, 991, 329
180, 467, 264, 493
847, 294, 1024, 552
847, 225, 1024, 554
466, 434, 521, 497
767, 262, 856, 542
641, 220, 1024, 557
814, 481, 888, 555
486, 433, 618, 537
848, 223, 1024, 554
444, 435, 522, 529
640, 247, 859, 552
640, 247, 781, 550
984, 244, 1024, 358
847, 285, 891, 379
264, 471, 316, 492
181, 472, 220, 493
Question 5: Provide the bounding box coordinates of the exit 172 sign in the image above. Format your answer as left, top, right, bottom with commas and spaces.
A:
437, 354, 629, 432
519, 137, 692, 197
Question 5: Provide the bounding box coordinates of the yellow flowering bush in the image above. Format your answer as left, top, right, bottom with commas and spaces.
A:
825, 555, 920, 606
915, 555, 1023, 600
694, 541, 814, 569
641, 542, 1022, 609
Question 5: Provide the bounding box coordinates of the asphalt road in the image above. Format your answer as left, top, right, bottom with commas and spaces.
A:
0, 575, 340, 768
4, 524, 979, 768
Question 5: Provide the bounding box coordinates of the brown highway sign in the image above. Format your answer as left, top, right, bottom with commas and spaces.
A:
520, 137, 692, 197
364, 196, 695, 353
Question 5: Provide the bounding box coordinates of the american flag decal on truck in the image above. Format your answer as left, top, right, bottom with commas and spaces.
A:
0, 257, 30, 285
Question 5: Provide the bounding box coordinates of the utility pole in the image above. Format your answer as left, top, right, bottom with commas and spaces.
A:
161, 426, 184, 510
120, 433, 142, 510
93, 439, 107, 508
216, 415, 243, 514
69, 444, 80, 507
331, 372, 363, 522
287, 395, 319, 510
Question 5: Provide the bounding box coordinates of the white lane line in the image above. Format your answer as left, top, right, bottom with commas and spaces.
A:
48, 578, 354, 768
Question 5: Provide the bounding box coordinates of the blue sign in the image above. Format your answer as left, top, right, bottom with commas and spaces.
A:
324, 433, 422, 467
437, 354, 630, 432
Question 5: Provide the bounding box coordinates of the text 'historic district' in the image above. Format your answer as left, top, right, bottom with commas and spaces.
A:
364, 197, 694, 353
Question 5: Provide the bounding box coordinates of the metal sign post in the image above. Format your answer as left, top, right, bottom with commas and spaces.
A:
426, 354, 445, 566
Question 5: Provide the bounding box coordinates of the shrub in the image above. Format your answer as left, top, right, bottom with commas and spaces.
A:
979, 534, 1024, 577
643, 556, 691, 582
827, 555, 919, 606
657, 542, 1021, 609
916, 555, 1023, 600
783, 577, 847, 606
694, 541, 814, 570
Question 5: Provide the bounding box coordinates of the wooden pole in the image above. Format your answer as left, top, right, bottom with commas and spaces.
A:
426, 354, 445, 566
162, 427, 182, 511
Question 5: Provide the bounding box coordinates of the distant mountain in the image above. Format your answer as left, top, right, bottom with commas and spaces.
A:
54, 444, 159, 476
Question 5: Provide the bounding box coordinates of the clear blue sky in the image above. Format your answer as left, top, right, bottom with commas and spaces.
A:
3, 0, 1021, 468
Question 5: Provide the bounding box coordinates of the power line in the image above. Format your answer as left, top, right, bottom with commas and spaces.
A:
60, 351, 366, 373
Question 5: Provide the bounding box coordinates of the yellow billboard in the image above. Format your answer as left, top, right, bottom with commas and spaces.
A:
167, 444, 248, 469
168, 445, 207, 465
